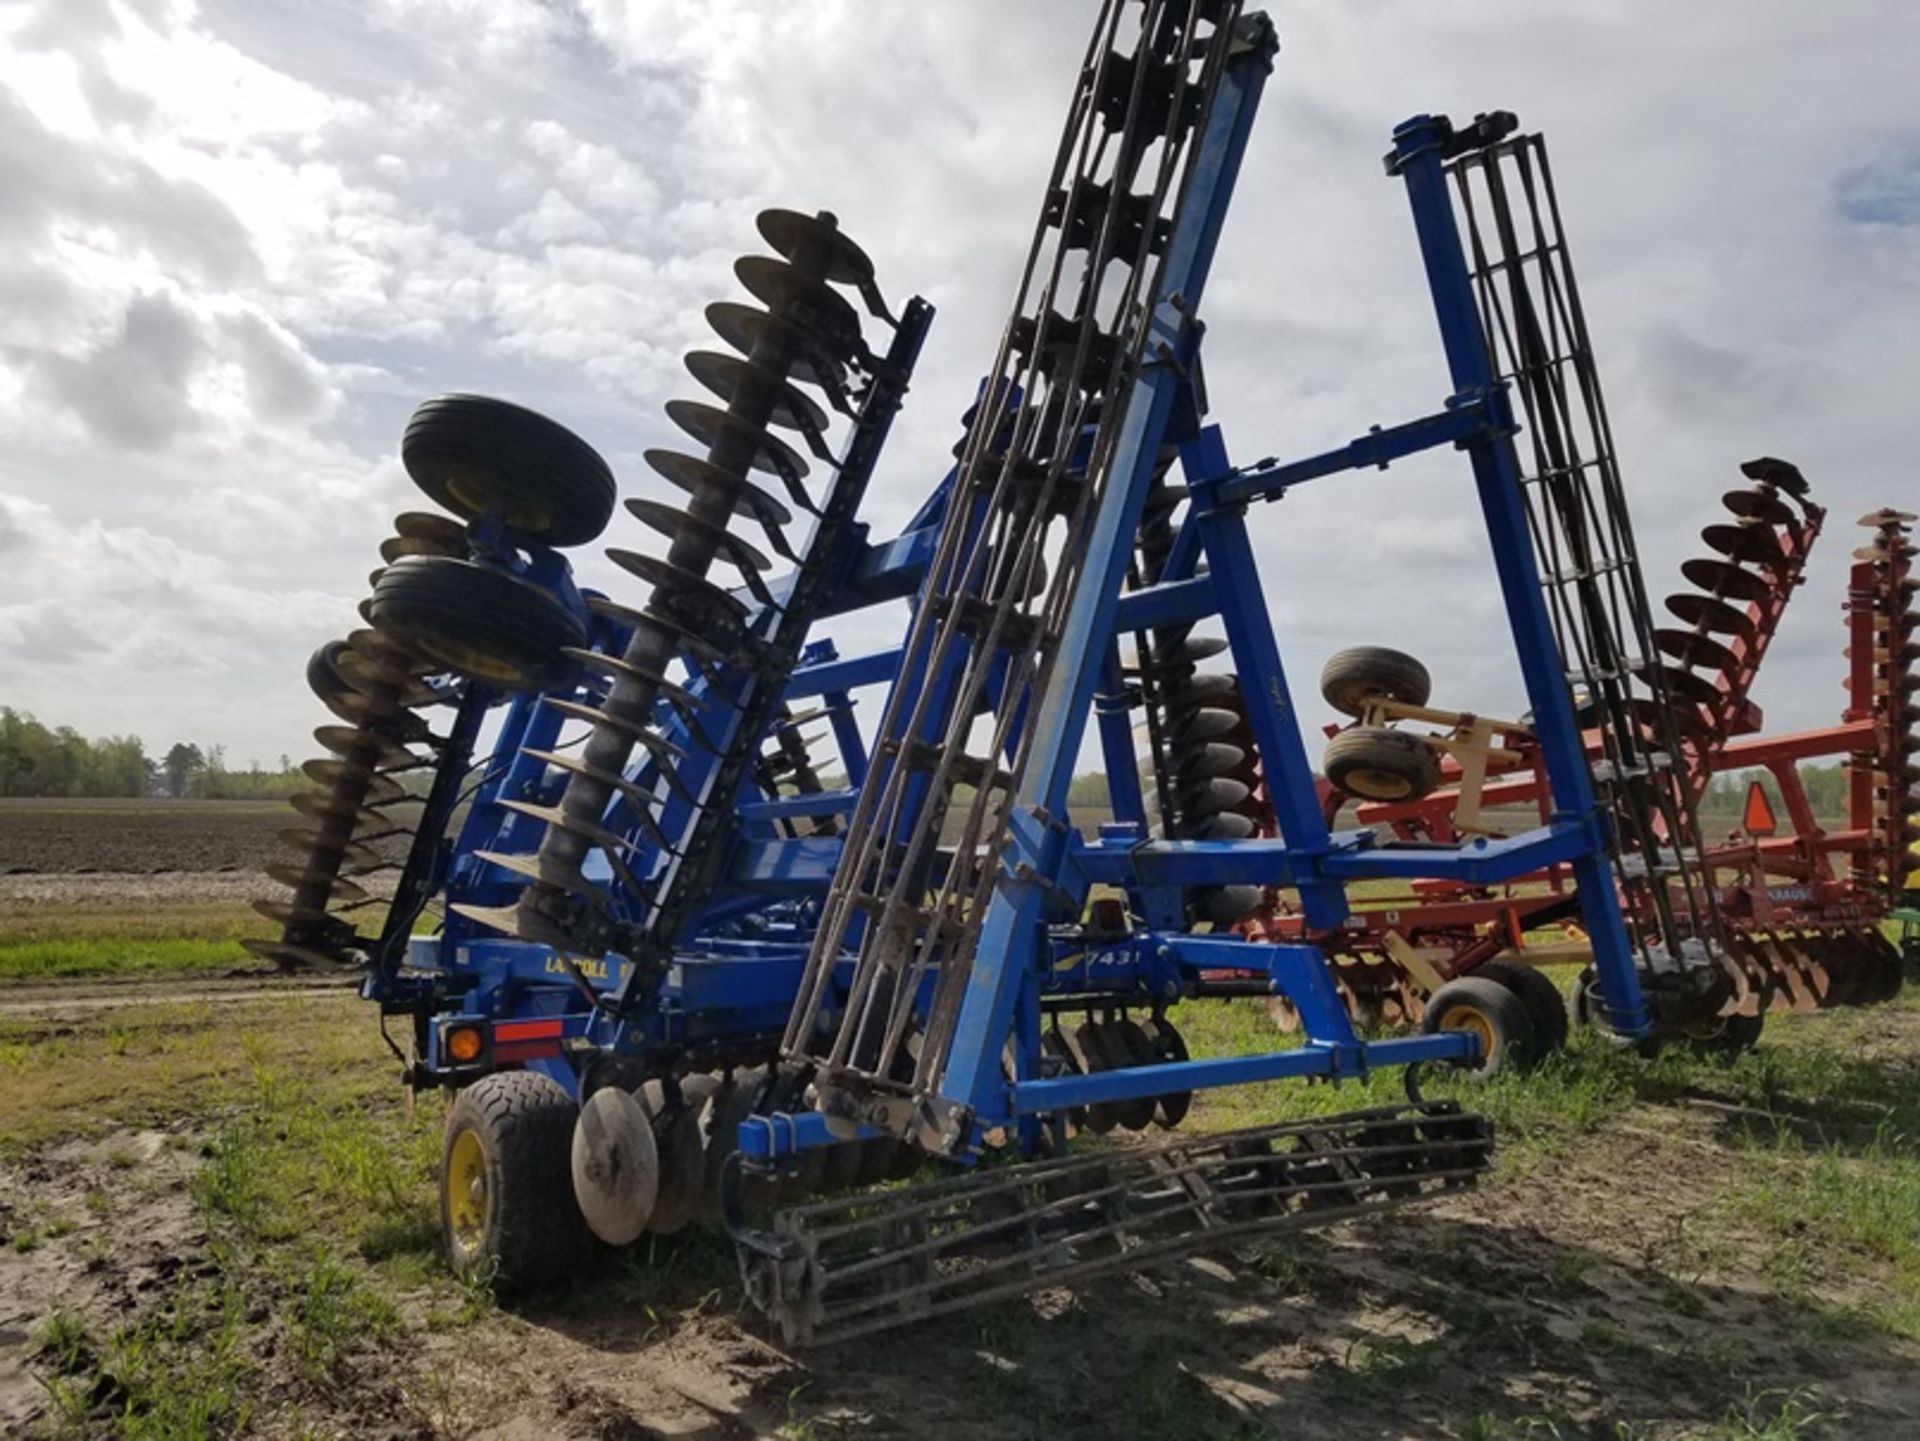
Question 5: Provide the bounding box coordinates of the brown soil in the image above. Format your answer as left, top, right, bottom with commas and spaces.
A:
0, 801, 291, 877
427, 1119, 1920, 1440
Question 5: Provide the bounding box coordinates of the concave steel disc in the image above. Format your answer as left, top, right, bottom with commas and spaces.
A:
684, 351, 828, 434
624, 496, 770, 572
606, 548, 750, 621
705, 302, 847, 390
1653, 627, 1739, 672
734, 256, 862, 358
644, 449, 793, 528
1702, 522, 1783, 566
1665, 591, 1757, 640
1648, 663, 1723, 709
665, 399, 810, 482
1721, 488, 1794, 526
1679, 557, 1771, 604
756, 208, 876, 286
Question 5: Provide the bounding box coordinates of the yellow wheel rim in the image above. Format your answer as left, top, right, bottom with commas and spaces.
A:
446, 473, 551, 534
1348, 767, 1414, 800
1442, 1005, 1496, 1064
418, 635, 529, 687
446, 1128, 489, 1256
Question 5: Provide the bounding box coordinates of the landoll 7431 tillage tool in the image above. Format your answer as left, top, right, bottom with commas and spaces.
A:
253, 2, 1917, 1343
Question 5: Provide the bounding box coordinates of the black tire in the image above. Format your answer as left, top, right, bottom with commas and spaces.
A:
1473, 961, 1571, 1056
441, 1071, 585, 1291
371, 555, 583, 691
403, 394, 617, 548
1320, 646, 1432, 718
1422, 975, 1539, 1078
1323, 726, 1442, 802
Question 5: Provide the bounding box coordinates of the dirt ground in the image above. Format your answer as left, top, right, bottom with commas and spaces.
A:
1, 977, 1917, 1440
0, 801, 292, 878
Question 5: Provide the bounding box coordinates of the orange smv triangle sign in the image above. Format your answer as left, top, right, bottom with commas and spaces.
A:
1742, 779, 1778, 838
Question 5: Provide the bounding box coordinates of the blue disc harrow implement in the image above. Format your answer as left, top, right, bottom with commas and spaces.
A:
253, 1, 1725, 1343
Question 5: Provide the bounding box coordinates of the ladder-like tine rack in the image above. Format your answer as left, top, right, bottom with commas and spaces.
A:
1448, 131, 1723, 981
780, 0, 1248, 1127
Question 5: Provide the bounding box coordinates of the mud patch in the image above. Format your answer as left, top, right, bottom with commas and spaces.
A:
0, 1127, 207, 1434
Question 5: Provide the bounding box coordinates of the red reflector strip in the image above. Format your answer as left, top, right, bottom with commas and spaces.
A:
493, 1018, 565, 1043
493, 1040, 562, 1064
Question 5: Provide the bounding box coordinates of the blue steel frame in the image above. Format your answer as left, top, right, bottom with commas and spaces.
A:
374, 24, 1650, 1159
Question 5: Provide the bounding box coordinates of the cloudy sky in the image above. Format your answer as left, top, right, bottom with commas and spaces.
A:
1, 0, 1916, 774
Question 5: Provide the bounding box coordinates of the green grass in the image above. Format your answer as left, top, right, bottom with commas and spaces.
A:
6, 938, 1918, 1436
0, 900, 270, 983
0, 994, 377, 1153
25, 1023, 457, 1438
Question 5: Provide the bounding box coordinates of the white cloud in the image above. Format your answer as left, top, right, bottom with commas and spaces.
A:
0, 0, 1914, 778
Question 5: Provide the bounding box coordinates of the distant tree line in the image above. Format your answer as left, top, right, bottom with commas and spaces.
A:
1699, 762, 1849, 819
0, 709, 306, 800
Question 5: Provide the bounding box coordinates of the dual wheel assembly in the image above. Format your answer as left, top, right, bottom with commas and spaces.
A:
1418, 961, 1570, 1079
1318, 646, 1443, 803
439, 1065, 914, 1289
1425, 962, 1769, 1079
370, 396, 620, 693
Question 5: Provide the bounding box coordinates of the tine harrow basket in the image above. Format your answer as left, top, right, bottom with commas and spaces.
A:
252, 0, 1913, 1338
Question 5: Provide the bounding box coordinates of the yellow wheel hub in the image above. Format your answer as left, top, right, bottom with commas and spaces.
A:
446, 473, 550, 534
419, 635, 528, 687
1348, 767, 1413, 800
1442, 1005, 1496, 1063
446, 1127, 489, 1256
